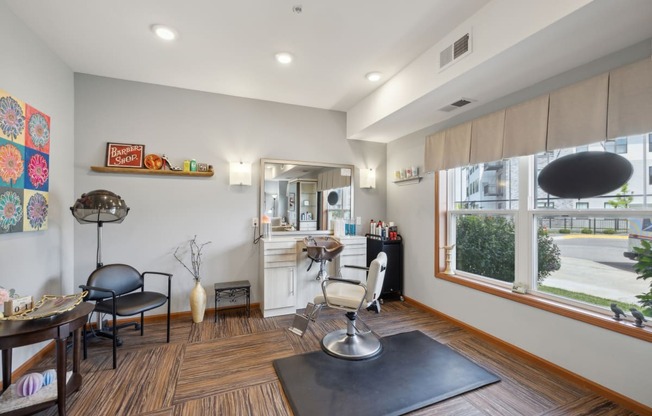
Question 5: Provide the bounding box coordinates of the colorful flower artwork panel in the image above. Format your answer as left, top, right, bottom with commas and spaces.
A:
0, 187, 24, 234
24, 147, 49, 191
0, 90, 26, 146
25, 104, 50, 154
0, 138, 25, 189
0, 89, 50, 233
23, 190, 48, 231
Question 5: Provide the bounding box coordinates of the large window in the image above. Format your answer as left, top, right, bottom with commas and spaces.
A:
446, 135, 651, 324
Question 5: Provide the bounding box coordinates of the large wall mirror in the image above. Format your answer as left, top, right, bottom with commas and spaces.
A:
260, 158, 354, 234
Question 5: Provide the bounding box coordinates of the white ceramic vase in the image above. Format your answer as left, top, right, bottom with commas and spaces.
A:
190, 280, 206, 323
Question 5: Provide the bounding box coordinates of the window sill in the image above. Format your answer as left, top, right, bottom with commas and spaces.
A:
436, 272, 652, 343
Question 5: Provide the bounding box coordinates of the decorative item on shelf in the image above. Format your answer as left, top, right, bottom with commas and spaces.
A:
197, 162, 209, 172
393, 166, 421, 184
610, 303, 627, 321
629, 308, 648, 328
0, 286, 22, 319
443, 244, 455, 275
42, 369, 56, 386
105, 142, 145, 168
144, 154, 163, 170
229, 161, 252, 186
15, 373, 44, 397
70, 190, 129, 268
161, 154, 182, 171
174, 235, 212, 323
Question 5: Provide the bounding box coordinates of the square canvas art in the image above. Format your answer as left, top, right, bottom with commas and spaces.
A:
0, 89, 50, 233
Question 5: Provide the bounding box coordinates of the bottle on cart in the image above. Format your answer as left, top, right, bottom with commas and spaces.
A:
370, 219, 375, 235
377, 220, 383, 236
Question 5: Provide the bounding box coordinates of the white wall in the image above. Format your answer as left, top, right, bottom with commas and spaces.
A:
387, 41, 652, 408
74, 74, 386, 313
0, 1, 75, 377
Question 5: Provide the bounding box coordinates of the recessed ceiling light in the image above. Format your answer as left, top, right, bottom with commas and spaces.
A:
366, 72, 382, 82
275, 52, 294, 64
151, 24, 178, 41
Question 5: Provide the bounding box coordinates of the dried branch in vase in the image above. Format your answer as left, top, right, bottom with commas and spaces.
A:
174, 235, 211, 281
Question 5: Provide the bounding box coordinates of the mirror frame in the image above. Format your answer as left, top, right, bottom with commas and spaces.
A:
260, 158, 355, 236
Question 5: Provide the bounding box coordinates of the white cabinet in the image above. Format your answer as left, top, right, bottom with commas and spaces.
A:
261, 239, 297, 317
260, 236, 367, 317
263, 267, 295, 310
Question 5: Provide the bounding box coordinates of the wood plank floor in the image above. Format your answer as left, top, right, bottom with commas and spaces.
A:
27, 301, 640, 416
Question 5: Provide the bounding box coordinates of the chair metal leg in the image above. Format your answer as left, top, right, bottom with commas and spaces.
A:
112, 313, 117, 369
140, 313, 144, 336
166, 299, 171, 343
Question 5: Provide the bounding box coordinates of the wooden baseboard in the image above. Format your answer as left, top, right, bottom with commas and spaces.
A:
404, 296, 652, 416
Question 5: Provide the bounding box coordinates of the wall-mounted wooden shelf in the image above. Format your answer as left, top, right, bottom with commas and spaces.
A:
393, 176, 422, 186
90, 166, 214, 177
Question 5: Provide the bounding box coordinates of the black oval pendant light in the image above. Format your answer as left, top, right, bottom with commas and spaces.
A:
538, 151, 633, 199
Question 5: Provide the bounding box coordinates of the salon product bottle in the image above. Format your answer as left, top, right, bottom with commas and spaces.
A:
370, 220, 375, 235
190, 159, 197, 172
183, 160, 190, 172
377, 220, 382, 236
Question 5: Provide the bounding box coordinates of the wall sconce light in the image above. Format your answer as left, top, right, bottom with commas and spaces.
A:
229, 162, 252, 186
360, 168, 376, 189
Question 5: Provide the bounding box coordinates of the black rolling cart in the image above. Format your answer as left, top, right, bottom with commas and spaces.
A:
366, 234, 404, 301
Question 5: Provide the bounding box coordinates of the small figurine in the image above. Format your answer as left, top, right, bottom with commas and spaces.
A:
629, 308, 648, 328
610, 303, 627, 321
161, 154, 182, 171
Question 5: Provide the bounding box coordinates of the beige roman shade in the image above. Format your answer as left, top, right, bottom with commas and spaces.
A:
607, 58, 652, 139
317, 168, 351, 191
444, 122, 472, 170
423, 58, 652, 173
502, 95, 549, 159
424, 131, 446, 173
547, 73, 608, 150
470, 110, 505, 164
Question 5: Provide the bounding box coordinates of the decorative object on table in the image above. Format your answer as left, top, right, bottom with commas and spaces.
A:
174, 235, 212, 323
2, 292, 86, 321
629, 308, 648, 328
41, 369, 56, 386
144, 153, 163, 170
15, 373, 44, 397
443, 244, 455, 274
3, 295, 33, 317
0, 286, 21, 318
105, 142, 144, 168
537, 152, 633, 199
610, 303, 627, 321
0, 88, 50, 234
161, 154, 182, 171
70, 189, 129, 268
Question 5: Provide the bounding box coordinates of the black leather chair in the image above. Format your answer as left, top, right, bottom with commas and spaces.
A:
80, 264, 172, 369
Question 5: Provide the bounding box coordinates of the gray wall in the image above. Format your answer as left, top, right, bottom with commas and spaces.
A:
387, 40, 652, 408
74, 74, 386, 312
0, 1, 75, 375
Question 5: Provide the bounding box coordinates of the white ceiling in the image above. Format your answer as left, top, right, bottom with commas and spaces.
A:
6, 1, 652, 144
5, 0, 488, 111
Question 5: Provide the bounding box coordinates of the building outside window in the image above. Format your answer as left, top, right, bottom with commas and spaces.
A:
447, 134, 651, 321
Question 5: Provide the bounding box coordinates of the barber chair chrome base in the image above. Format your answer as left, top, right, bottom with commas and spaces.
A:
321, 311, 382, 360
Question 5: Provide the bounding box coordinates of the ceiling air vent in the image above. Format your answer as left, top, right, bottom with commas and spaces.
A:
438, 98, 475, 113
439, 32, 472, 71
